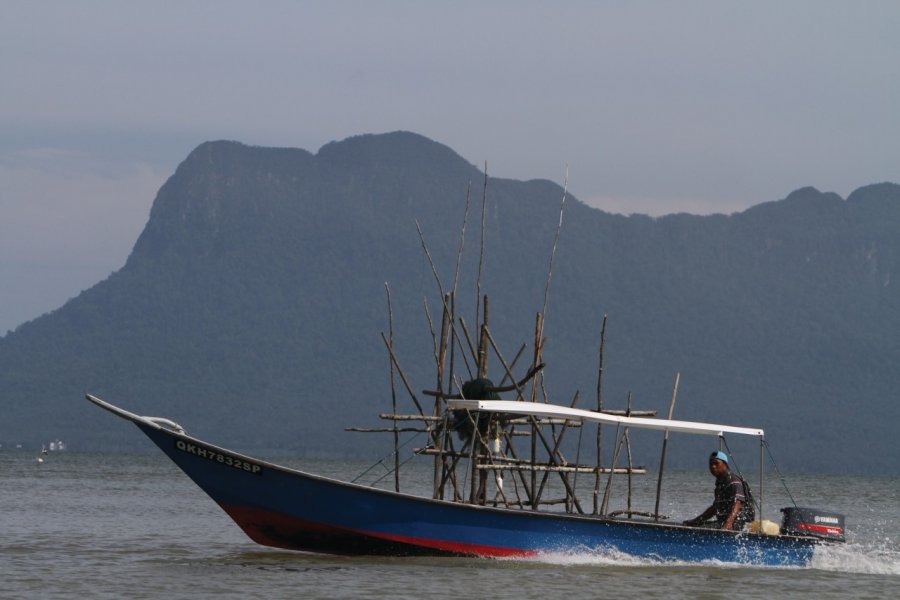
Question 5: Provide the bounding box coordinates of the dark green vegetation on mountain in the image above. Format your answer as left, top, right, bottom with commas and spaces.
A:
1, 132, 897, 474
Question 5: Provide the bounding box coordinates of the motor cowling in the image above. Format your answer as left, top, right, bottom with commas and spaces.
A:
780, 507, 845, 542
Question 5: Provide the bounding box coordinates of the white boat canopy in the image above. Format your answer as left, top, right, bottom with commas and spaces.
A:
446, 399, 764, 438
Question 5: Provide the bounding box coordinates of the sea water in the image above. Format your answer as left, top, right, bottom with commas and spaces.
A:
2, 451, 897, 599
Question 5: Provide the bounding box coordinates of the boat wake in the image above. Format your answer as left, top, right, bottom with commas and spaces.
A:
810, 538, 900, 575
515, 539, 900, 574
523, 547, 658, 568
512, 547, 747, 569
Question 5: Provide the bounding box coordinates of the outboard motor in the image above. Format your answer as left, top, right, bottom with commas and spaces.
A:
780, 507, 846, 542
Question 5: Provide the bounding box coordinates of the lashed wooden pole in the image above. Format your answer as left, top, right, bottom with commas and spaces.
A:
434, 296, 450, 498
379, 332, 425, 416
654, 371, 680, 522
475, 163, 488, 333
385, 283, 399, 492
530, 312, 542, 508
533, 391, 580, 511
593, 314, 607, 514
476, 295, 489, 498
539, 166, 568, 331
478, 296, 489, 378
601, 391, 630, 515
451, 180, 472, 299
625, 395, 634, 516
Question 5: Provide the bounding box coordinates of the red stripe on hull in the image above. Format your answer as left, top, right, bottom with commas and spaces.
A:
219, 503, 532, 557
372, 531, 536, 558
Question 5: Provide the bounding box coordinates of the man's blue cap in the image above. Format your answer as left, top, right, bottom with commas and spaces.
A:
709, 451, 729, 464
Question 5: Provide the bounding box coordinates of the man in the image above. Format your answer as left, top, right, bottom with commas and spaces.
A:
683, 451, 755, 531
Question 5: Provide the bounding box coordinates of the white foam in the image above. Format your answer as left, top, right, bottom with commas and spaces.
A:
506, 547, 773, 569
523, 547, 657, 567
811, 540, 900, 575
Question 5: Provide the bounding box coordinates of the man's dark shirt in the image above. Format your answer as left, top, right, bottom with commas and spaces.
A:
713, 472, 754, 530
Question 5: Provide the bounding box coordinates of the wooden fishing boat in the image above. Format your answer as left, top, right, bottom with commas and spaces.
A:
86, 392, 844, 566
86, 186, 845, 565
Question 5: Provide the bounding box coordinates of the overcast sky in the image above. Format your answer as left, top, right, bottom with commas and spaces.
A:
2, 1, 898, 333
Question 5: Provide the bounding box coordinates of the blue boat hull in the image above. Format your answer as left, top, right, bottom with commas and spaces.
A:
134, 421, 820, 566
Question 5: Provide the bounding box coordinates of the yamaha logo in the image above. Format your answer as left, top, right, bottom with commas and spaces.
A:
814, 515, 840, 525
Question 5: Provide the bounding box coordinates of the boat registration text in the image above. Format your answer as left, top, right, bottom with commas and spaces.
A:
175, 440, 263, 474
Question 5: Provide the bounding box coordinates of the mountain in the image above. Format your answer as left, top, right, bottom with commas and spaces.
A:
1, 132, 897, 474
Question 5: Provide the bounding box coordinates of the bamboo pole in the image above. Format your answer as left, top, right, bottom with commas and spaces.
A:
379, 332, 425, 416
601, 391, 631, 515
417, 449, 645, 472
415, 219, 445, 299
436, 301, 451, 412
475, 163, 488, 333
378, 414, 443, 421
654, 372, 680, 522
447, 178, 468, 420
539, 166, 568, 331
448, 292, 459, 396
478, 297, 489, 378
594, 315, 607, 514
496, 343, 526, 388
507, 435, 525, 507
423, 298, 438, 365
524, 413, 584, 514
475, 297, 490, 498
346, 427, 429, 433
478, 325, 488, 380
451, 181, 472, 298
516, 170, 564, 516
433, 297, 450, 499
415, 217, 472, 387
475, 465, 645, 474
466, 411, 481, 504
759, 437, 765, 526
625, 395, 633, 516
534, 391, 580, 512
530, 313, 542, 508
385, 283, 400, 492
457, 316, 479, 372
571, 396, 585, 514
437, 433, 464, 500
482, 328, 527, 400
600, 428, 625, 515
441, 294, 458, 501
525, 178, 567, 507
476, 497, 584, 508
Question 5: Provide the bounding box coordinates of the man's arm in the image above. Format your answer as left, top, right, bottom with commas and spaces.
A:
683, 504, 716, 526
722, 499, 743, 530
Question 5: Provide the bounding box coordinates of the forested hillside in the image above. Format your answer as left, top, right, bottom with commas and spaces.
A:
1, 132, 897, 474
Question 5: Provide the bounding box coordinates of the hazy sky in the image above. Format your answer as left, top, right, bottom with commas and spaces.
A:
2, 1, 898, 333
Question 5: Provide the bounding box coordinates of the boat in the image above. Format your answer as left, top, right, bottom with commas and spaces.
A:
86, 391, 844, 566
85, 192, 845, 566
